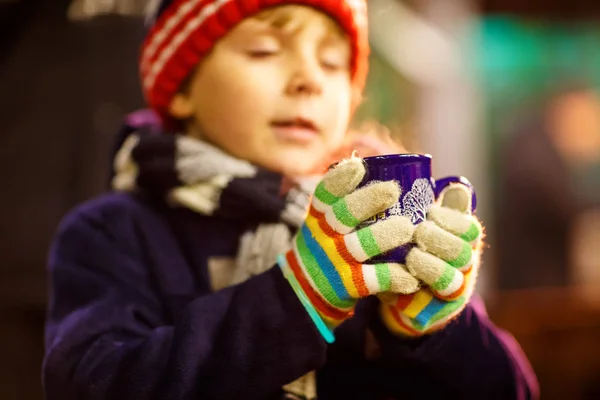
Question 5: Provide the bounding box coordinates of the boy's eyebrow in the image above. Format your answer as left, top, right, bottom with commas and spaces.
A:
255, 10, 292, 29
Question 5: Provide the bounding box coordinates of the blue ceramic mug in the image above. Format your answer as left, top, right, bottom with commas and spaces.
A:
359, 154, 477, 264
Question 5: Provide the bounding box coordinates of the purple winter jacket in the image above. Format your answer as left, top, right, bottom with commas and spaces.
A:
43, 113, 539, 400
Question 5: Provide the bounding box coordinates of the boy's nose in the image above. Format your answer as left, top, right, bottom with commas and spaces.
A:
286, 67, 323, 96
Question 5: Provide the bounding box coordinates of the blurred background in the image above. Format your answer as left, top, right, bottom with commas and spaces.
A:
1, 0, 599, 398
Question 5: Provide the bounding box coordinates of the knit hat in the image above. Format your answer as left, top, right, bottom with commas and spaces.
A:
140, 0, 369, 123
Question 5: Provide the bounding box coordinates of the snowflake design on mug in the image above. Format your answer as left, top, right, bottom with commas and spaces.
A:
389, 178, 435, 224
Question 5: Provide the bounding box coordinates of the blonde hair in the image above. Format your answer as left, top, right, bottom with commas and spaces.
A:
253, 4, 346, 38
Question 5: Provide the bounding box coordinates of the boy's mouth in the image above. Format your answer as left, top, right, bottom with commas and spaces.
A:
271, 118, 320, 144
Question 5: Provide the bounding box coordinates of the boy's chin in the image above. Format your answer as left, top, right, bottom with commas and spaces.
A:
260, 153, 326, 177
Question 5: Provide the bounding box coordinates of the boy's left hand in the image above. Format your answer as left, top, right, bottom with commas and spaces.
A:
379, 184, 483, 336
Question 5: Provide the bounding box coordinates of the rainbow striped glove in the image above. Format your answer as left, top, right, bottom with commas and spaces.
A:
278, 157, 420, 343
379, 183, 484, 337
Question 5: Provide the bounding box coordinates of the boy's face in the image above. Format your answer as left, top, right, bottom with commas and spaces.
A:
169, 5, 353, 176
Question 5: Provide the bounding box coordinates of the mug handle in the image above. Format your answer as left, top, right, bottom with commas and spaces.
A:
434, 176, 477, 214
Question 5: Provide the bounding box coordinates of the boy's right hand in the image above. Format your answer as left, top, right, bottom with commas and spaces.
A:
278, 157, 420, 340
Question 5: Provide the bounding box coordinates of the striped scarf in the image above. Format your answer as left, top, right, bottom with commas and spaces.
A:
112, 129, 318, 399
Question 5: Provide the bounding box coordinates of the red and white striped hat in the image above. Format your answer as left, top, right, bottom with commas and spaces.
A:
140, 0, 369, 123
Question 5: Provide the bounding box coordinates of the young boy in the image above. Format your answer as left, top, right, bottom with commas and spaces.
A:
43, 1, 539, 399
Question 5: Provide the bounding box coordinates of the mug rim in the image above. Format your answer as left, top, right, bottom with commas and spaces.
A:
362, 153, 432, 165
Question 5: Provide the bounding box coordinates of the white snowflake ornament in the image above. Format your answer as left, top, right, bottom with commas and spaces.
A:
394, 178, 435, 224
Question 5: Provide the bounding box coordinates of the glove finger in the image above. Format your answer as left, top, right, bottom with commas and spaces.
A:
324, 181, 401, 234
297, 216, 413, 300
414, 221, 474, 270
377, 292, 399, 305
406, 248, 466, 300
406, 267, 477, 331
427, 205, 482, 245
381, 294, 468, 336
379, 286, 453, 322
312, 157, 365, 212
380, 303, 423, 336
343, 216, 414, 262
381, 261, 480, 335
437, 183, 472, 213
361, 262, 420, 296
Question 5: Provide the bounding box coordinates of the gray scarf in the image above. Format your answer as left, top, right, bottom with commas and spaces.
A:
112, 131, 319, 399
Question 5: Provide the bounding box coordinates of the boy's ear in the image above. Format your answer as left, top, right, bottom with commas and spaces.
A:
168, 93, 194, 120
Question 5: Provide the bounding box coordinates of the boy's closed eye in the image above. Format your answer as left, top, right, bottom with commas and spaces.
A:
245, 41, 349, 73
245, 36, 281, 58
320, 45, 349, 72
242, 34, 349, 73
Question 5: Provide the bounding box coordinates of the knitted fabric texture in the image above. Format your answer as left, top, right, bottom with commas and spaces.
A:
379, 184, 484, 336
141, 0, 369, 122
112, 129, 323, 398
280, 157, 421, 330
112, 129, 313, 282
